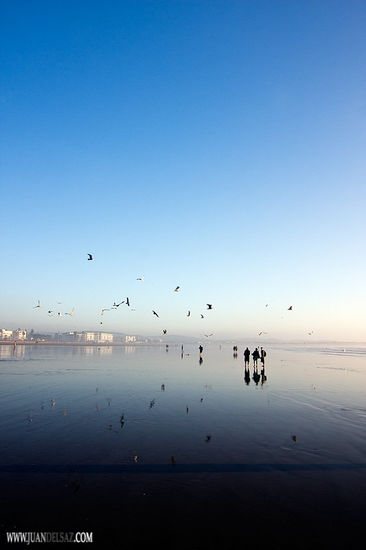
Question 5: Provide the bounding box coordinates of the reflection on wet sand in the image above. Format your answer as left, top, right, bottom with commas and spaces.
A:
1, 343, 366, 548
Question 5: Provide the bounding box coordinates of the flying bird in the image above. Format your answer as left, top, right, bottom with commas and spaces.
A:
162, 329, 167, 334
87, 254, 93, 261
206, 304, 213, 310
187, 310, 191, 317
152, 310, 159, 318
100, 308, 110, 315
258, 331, 268, 336
200, 314, 204, 319
65, 307, 75, 316
136, 276, 144, 281
288, 306, 293, 311
33, 300, 41, 309
205, 334, 213, 337
174, 286, 180, 292
113, 301, 124, 307
126, 297, 130, 307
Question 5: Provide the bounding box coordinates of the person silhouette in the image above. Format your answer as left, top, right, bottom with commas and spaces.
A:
244, 347, 250, 366
252, 347, 260, 367
260, 347, 267, 365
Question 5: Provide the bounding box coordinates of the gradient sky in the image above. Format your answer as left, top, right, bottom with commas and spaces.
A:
1, 0, 365, 340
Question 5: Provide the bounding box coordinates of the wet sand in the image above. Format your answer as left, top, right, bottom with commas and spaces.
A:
1, 343, 366, 548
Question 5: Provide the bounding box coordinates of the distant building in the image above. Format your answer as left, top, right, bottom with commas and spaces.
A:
13, 329, 27, 340
77, 332, 96, 343
0, 329, 13, 340
77, 331, 113, 343
99, 332, 114, 343
125, 335, 136, 343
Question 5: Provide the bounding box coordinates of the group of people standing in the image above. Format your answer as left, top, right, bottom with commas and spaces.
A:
243, 346, 266, 367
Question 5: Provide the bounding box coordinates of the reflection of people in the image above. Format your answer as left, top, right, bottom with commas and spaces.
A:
252, 348, 260, 367
199, 356, 203, 365
244, 366, 250, 385
233, 345, 238, 358
252, 366, 260, 385
260, 347, 266, 364
244, 347, 250, 366
260, 367, 267, 386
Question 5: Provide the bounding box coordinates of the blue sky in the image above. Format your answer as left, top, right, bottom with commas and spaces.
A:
1, 0, 365, 340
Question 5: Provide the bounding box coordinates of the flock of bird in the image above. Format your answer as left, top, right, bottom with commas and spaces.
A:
31, 253, 315, 338
32, 253, 217, 336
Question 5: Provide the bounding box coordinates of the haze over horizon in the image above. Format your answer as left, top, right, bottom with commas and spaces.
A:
1, 1, 365, 342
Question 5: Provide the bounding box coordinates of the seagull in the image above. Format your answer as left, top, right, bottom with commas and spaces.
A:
200, 314, 204, 319
205, 334, 213, 337
113, 301, 124, 307
87, 254, 93, 261
126, 297, 130, 307
174, 286, 180, 292
258, 331, 268, 336
187, 310, 191, 317
47, 310, 53, 315
265, 304, 269, 307
65, 307, 75, 316
101, 308, 110, 315
205, 434, 212, 442
152, 310, 159, 318
288, 306, 293, 311
206, 304, 213, 310
33, 300, 41, 309
162, 329, 167, 334
136, 276, 144, 282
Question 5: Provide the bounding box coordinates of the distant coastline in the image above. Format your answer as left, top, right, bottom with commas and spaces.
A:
0, 340, 180, 347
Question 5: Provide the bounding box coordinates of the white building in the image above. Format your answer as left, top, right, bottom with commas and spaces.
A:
99, 332, 114, 343
125, 335, 136, 343
0, 329, 13, 340
78, 332, 96, 343
77, 331, 113, 343
13, 329, 27, 340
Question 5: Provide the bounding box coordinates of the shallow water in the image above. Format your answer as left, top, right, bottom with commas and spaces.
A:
1, 342, 366, 548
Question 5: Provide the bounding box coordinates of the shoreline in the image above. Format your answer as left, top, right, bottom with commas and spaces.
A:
0, 340, 179, 347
